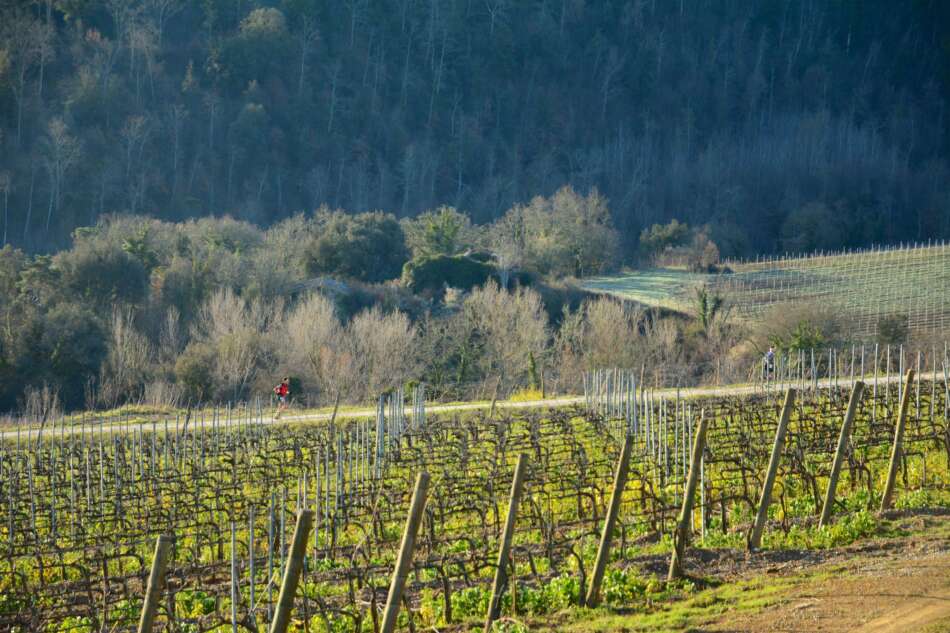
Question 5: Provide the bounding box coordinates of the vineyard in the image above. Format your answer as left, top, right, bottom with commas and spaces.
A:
583, 241, 950, 339
0, 353, 948, 631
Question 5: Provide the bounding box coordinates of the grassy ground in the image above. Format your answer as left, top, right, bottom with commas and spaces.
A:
582, 268, 706, 313
582, 243, 950, 339
489, 510, 950, 632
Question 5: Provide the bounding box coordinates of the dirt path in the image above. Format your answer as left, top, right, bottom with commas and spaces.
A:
4, 370, 938, 439
712, 527, 950, 632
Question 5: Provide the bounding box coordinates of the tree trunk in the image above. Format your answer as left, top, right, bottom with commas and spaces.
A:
2, 187, 8, 247
23, 161, 35, 243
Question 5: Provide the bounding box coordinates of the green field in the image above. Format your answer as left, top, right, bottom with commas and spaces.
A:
583, 242, 950, 339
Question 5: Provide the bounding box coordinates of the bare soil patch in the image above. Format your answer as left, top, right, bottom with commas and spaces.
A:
709, 514, 950, 632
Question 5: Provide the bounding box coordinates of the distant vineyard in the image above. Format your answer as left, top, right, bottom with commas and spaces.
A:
584, 241, 950, 340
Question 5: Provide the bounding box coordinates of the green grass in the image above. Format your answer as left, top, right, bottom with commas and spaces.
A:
583, 268, 707, 313
583, 243, 950, 338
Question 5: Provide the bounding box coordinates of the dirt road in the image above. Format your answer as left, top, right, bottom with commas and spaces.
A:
2, 370, 938, 439
712, 516, 950, 632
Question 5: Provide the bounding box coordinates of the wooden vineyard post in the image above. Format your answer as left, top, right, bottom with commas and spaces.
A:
484, 453, 529, 633
380, 472, 431, 633
269, 510, 314, 633
585, 434, 634, 606
880, 370, 916, 512
137, 534, 174, 633
488, 378, 501, 421
819, 381, 865, 527
668, 411, 709, 580
749, 388, 796, 551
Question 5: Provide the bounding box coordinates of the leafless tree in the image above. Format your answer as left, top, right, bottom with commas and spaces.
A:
147, 0, 184, 49
0, 171, 11, 247
295, 13, 321, 96
464, 281, 548, 394
99, 307, 153, 408
347, 305, 417, 401
42, 117, 81, 235
194, 288, 283, 401
158, 306, 183, 367
1, 8, 46, 146
280, 292, 345, 403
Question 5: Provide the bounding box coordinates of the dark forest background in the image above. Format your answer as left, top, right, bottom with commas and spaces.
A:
1, 0, 950, 257
2, 0, 950, 415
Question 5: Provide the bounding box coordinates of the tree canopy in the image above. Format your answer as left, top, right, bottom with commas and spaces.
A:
0, 1, 947, 256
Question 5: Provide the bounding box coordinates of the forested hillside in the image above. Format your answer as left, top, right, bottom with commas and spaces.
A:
1, 0, 949, 255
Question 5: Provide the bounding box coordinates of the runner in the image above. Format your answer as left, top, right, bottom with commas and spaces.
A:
764, 346, 776, 382
273, 377, 291, 419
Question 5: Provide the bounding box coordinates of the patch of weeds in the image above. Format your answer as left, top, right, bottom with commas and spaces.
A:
896, 487, 950, 510
762, 510, 882, 549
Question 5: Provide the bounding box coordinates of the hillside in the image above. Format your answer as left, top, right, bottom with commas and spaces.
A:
583, 242, 950, 340
1, 1, 949, 254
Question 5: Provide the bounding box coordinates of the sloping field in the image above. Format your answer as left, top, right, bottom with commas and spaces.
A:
3, 372, 947, 632
583, 242, 950, 339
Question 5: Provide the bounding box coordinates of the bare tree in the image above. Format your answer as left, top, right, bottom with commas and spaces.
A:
599, 47, 626, 122
147, 0, 184, 49
485, 0, 508, 38
464, 281, 548, 394
553, 297, 647, 391
122, 115, 150, 185
129, 19, 158, 102
35, 9, 54, 100
280, 292, 345, 403
194, 288, 283, 401
1, 9, 46, 147
99, 307, 153, 408
166, 104, 186, 199
158, 306, 183, 367
347, 305, 417, 400
583, 297, 646, 369
295, 13, 321, 97
327, 61, 342, 133
489, 205, 525, 288
0, 171, 10, 247
344, 0, 366, 48
42, 118, 81, 235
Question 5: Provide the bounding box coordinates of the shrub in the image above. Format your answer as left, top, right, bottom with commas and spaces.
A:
174, 342, 215, 403
640, 219, 690, 262
401, 254, 498, 299
402, 206, 479, 258
38, 303, 107, 409
305, 209, 409, 283
754, 301, 842, 352
57, 239, 148, 305
876, 313, 909, 344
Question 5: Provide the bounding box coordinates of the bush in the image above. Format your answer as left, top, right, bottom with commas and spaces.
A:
401, 254, 498, 299
174, 343, 215, 403
640, 219, 690, 262
505, 186, 619, 278
402, 206, 479, 258
305, 209, 409, 283
57, 239, 149, 305
754, 302, 842, 352
876, 313, 909, 344
38, 304, 107, 409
